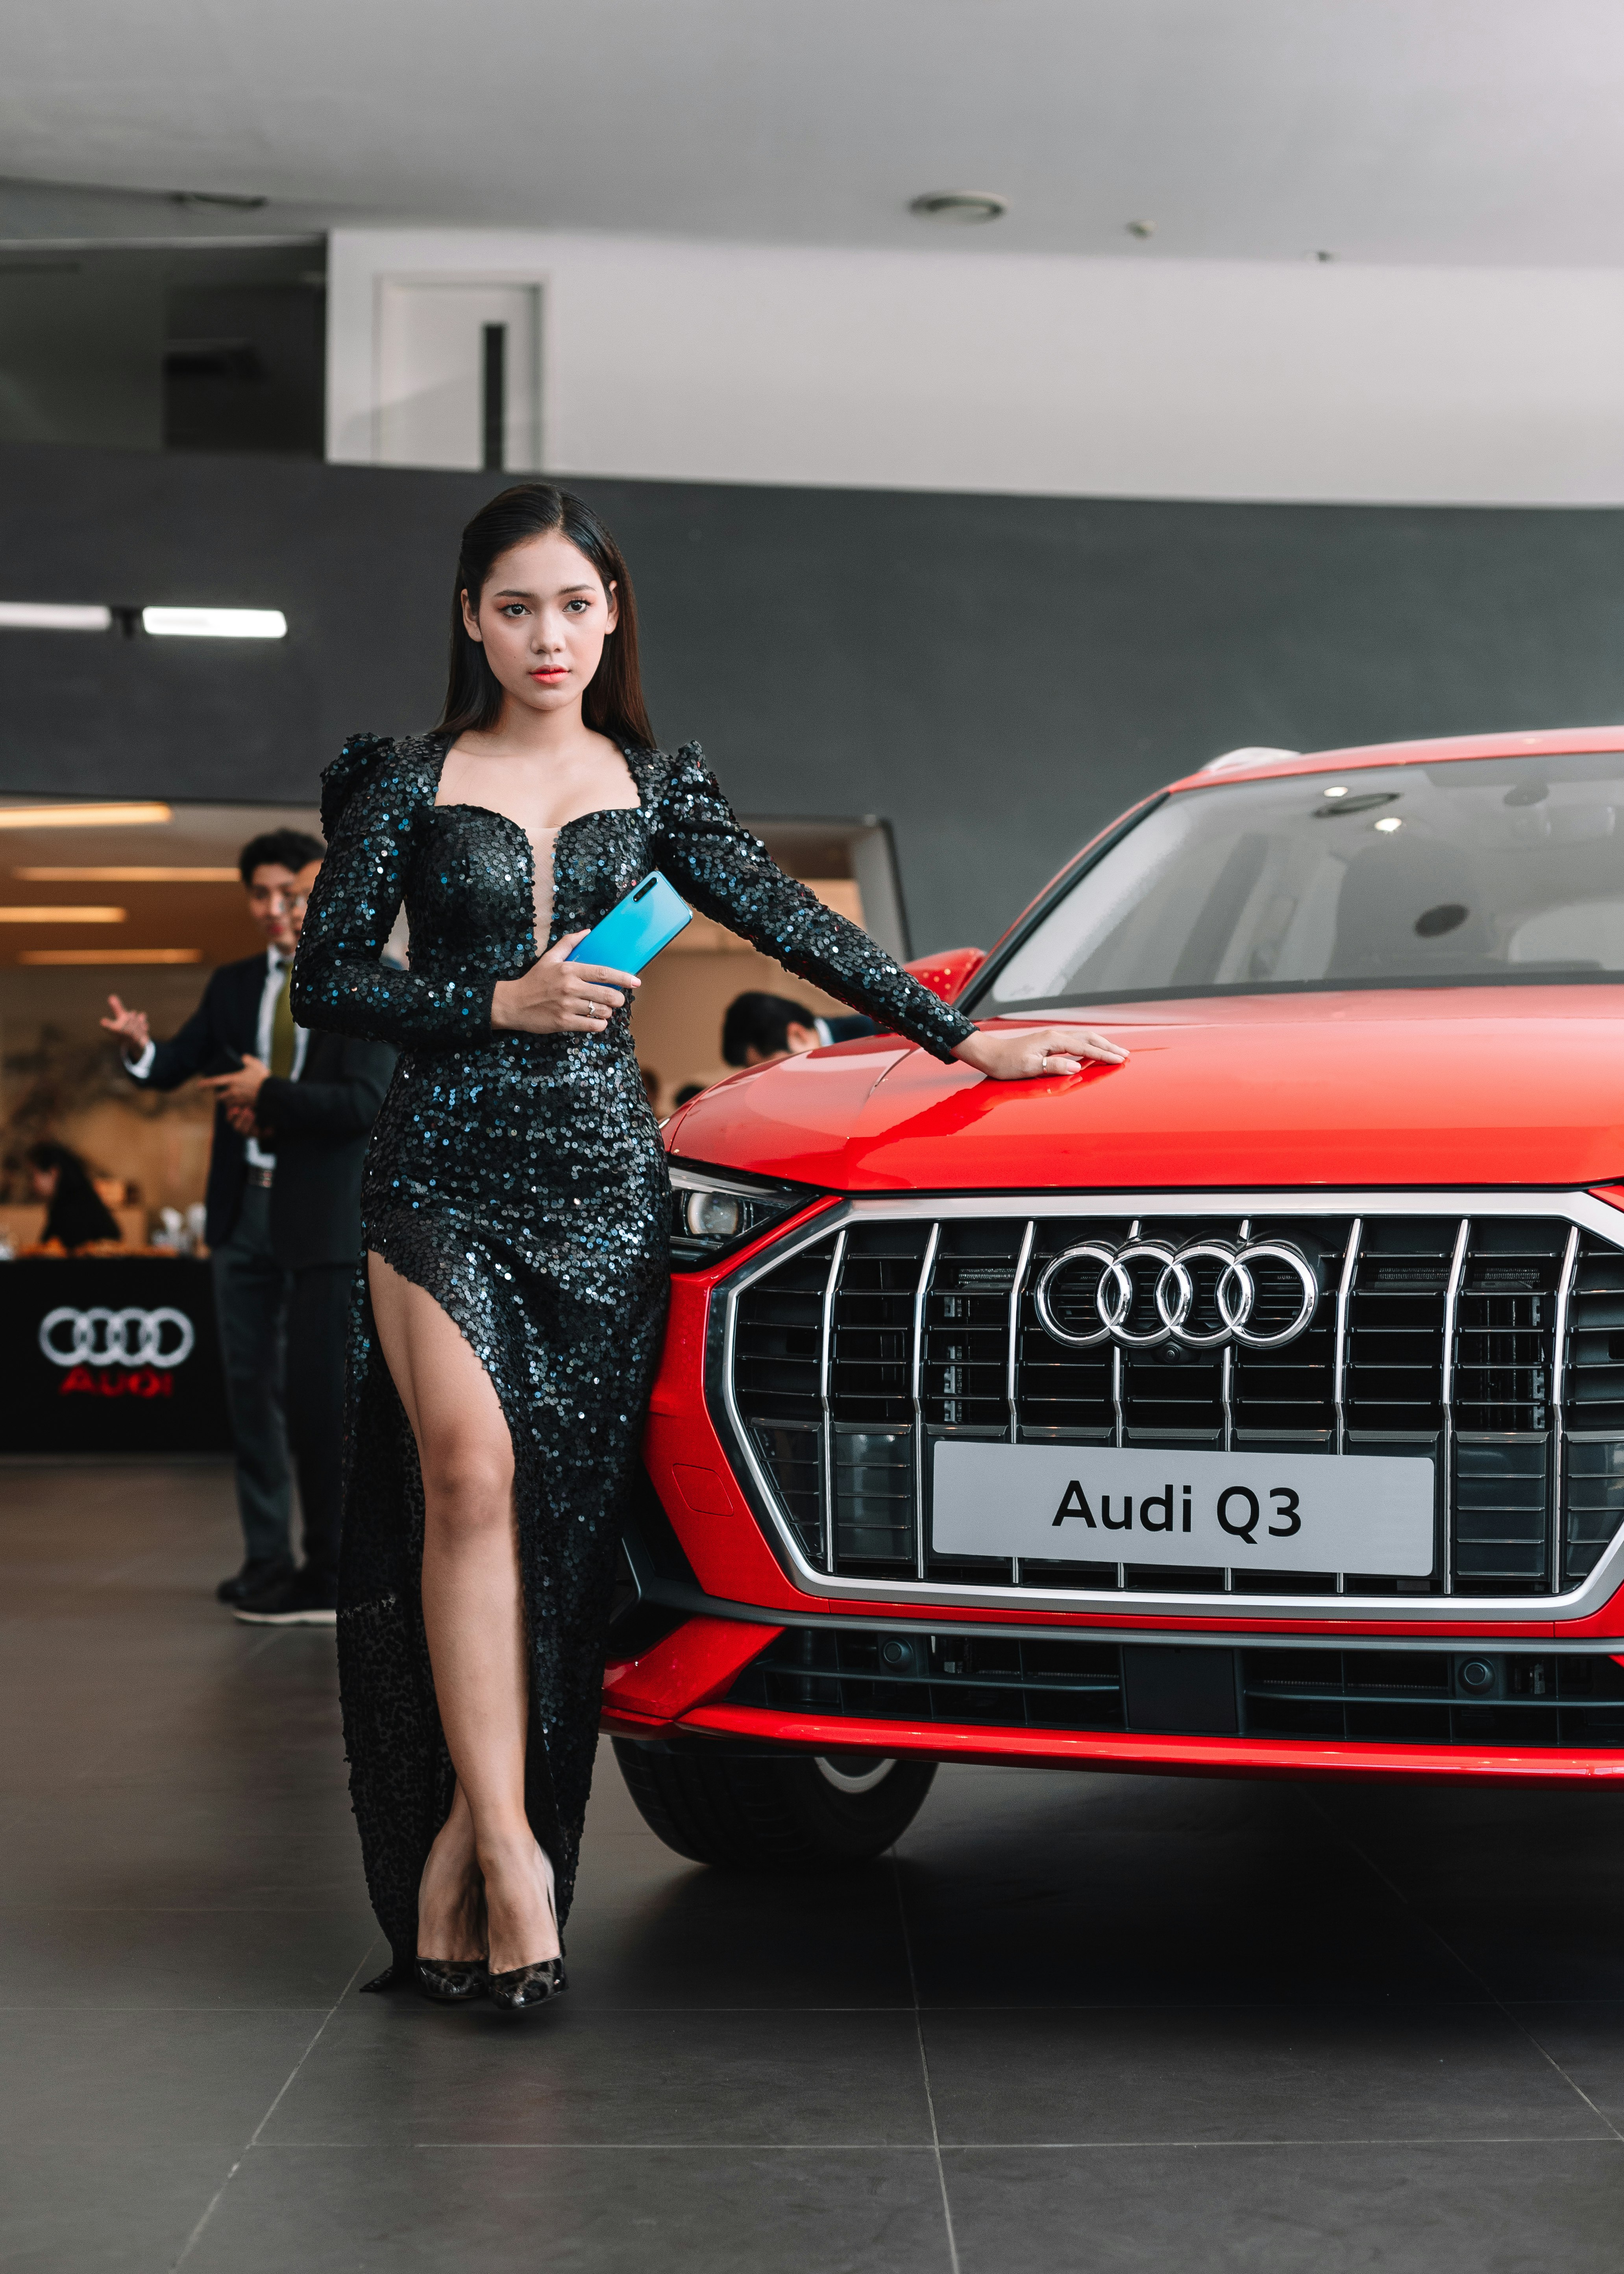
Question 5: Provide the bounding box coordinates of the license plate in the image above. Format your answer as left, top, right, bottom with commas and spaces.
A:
932, 1442, 1436, 1577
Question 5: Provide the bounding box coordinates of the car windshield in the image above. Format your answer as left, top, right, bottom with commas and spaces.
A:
976, 750, 1624, 1011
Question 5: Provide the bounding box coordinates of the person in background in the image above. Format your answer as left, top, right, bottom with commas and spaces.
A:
638, 1065, 661, 1110
720, 989, 877, 1068
670, 1081, 706, 1109
25, 1140, 120, 1251
100, 826, 325, 1606
203, 856, 397, 1624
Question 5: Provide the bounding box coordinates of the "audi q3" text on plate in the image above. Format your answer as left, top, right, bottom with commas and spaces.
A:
931, 1442, 1437, 1577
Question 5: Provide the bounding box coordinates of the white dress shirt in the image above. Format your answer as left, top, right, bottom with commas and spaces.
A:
126, 946, 308, 1171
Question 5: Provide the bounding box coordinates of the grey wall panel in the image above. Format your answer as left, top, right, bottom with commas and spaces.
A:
3, 441, 1624, 954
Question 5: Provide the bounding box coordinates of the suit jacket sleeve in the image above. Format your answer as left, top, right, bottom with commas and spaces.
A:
126, 969, 233, 1093
255, 1036, 396, 1142
651, 744, 975, 1065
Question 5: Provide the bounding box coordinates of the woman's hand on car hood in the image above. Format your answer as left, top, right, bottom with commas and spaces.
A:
953, 1026, 1129, 1081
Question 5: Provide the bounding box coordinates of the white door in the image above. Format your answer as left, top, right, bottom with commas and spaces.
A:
375, 280, 541, 471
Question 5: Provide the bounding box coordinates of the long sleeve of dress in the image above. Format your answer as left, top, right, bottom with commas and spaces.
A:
292, 736, 497, 1050
653, 744, 977, 1065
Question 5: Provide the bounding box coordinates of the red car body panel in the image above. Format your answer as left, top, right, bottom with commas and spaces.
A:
612, 728, 1624, 1784
662, 989, 1624, 1196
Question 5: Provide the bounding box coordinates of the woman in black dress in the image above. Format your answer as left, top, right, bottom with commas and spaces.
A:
26, 1141, 121, 1250
293, 485, 1125, 2013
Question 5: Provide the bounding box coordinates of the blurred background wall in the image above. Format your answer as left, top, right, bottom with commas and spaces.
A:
5, 441, 1624, 958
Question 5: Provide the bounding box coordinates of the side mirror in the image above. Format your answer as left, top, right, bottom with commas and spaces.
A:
903, 947, 986, 1004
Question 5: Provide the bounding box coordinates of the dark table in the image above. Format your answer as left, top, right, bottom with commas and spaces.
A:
0, 1257, 232, 1454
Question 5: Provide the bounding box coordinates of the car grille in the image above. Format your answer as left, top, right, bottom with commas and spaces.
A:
726, 1626, 1624, 1748
723, 1206, 1624, 1602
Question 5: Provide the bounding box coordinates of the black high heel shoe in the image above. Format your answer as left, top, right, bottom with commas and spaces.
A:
487, 1849, 567, 2016
414, 1957, 488, 2004
487, 1955, 567, 2013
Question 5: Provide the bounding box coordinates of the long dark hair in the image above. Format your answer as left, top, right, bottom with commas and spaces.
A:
437, 484, 656, 749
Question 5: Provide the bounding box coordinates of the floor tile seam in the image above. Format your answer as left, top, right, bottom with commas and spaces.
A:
261, 2139, 951, 2152
170, 1939, 382, 2270
1302, 1791, 1624, 2147
891, 1848, 961, 2274
935, 2133, 1624, 2151
239, 2134, 1624, 2154
0, 2003, 338, 2013
909, 1997, 1504, 2015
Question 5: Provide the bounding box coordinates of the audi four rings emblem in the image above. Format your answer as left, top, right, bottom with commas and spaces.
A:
1033, 1238, 1319, 1350
38, 1307, 196, 1370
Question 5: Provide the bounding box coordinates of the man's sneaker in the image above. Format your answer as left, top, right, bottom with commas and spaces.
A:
216, 1556, 294, 1607
233, 1568, 338, 1626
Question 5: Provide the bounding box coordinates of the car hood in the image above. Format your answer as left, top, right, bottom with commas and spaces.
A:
664, 987, 1624, 1193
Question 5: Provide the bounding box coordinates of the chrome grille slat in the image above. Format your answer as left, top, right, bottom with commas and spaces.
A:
1007, 1220, 1036, 1584
818, 1227, 845, 1577
1439, 1218, 1471, 1597
719, 1193, 1624, 1618
1550, 1226, 1580, 1592
910, 1222, 940, 1582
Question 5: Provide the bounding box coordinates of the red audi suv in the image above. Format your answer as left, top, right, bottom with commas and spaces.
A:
606, 728, 1624, 1867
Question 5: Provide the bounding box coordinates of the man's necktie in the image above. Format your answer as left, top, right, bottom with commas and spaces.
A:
269, 964, 296, 1078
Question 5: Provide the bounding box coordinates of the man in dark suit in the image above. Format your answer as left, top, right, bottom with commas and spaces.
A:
205, 857, 395, 1622
721, 990, 877, 1068
101, 827, 327, 1603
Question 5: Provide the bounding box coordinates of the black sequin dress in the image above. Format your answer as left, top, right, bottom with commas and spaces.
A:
292, 730, 975, 1972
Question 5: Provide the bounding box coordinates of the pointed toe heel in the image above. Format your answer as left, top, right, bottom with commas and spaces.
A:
414, 1957, 488, 2005
487, 1958, 568, 2014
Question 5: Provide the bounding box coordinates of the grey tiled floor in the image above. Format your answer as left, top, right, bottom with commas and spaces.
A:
4, 1460, 1624, 2272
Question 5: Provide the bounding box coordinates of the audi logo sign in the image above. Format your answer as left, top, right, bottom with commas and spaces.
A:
38, 1306, 197, 1370
1034, 1238, 1319, 1352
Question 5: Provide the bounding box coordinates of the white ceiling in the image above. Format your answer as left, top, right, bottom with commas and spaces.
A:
4, 0, 1624, 266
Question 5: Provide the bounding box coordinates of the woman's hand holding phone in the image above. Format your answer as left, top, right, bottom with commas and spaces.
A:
490, 933, 642, 1037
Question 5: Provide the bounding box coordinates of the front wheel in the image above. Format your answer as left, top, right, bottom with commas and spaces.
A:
612, 1739, 936, 1871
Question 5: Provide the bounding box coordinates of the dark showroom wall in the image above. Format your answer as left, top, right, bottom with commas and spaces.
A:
4, 441, 1624, 952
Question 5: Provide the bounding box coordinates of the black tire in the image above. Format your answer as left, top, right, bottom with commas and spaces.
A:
612, 1739, 937, 1871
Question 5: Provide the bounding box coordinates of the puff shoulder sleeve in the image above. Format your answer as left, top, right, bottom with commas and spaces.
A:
291, 735, 496, 1049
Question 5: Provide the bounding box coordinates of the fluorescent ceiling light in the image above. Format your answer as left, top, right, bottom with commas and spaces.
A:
18, 947, 202, 965
142, 606, 287, 639
0, 803, 173, 828
0, 602, 112, 632
0, 905, 126, 922
13, 865, 239, 882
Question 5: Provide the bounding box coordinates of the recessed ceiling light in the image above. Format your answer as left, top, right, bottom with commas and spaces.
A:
1374, 816, 1403, 833
1321, 785, 1349, 798
170, 191, 267, 211
0, 602, 112, 633
1126, 220, 1156, 239
909, 191, 1008, 225
142, 607, 287, 639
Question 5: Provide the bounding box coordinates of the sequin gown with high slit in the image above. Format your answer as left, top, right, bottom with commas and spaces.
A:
292, 729, 976, 1974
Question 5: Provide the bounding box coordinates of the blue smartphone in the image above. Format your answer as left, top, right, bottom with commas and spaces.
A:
565, 870, 692, 975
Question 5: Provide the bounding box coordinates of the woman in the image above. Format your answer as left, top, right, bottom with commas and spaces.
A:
26, 1141, 121, 1251
293, 483, 1126, 2015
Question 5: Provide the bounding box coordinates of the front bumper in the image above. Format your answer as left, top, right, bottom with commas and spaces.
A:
607, 1190, 1624, 1785
603, 1611, 1624, 1784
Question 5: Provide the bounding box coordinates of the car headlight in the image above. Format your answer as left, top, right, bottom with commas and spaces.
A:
666, 1160, 820, 1270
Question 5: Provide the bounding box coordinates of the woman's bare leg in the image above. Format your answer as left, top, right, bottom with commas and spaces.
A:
368, 1251, 560, 1971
